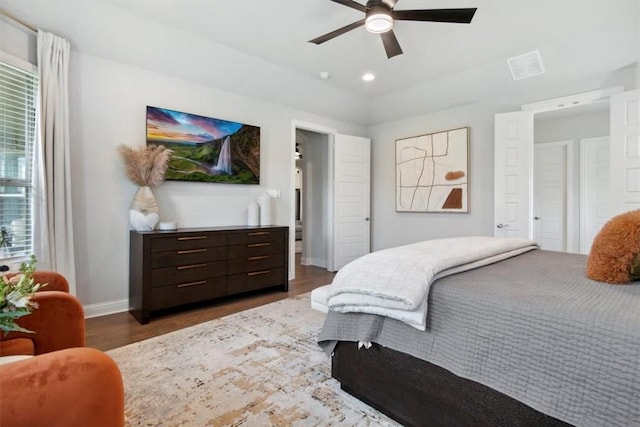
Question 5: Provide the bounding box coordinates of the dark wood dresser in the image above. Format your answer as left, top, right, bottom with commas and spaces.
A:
129, 225, 289, 324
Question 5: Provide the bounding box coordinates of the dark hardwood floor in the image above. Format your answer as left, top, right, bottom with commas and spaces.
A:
85, 254, 334, 351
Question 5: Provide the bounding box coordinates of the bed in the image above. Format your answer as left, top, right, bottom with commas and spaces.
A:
317, 243, 640, 427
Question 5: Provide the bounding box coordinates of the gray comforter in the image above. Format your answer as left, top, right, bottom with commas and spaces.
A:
319, 250, 640, 427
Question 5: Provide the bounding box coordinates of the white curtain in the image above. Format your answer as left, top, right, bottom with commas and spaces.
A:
33, 30, 76, 294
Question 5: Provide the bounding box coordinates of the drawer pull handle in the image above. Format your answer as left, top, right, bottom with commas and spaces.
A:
177, 263, 207, 270
248, 255, 270, 261
178, 236, 207, 241
248, 243, 271, 248
177, 280, 207, 288
248, 231, 270, 236
177, 249, 208, 255
247, 270, 271, 276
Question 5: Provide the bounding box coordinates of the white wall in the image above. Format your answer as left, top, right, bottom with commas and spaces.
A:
368, 90, 627, 252
0, 16, 365, 313
0, 15, 36, 64
368, 100, 513, 251
67, 51, 365, 313
534, 109, 609, 143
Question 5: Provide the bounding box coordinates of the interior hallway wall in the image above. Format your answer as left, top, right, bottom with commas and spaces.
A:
298, 129, 328, 268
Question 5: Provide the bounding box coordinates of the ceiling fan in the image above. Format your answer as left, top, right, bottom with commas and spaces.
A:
309, 0, 477, 59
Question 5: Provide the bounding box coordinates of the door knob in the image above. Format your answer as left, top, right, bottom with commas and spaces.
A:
364, 217, 370, 221
534, 216, 541, 220
496, 223, 509, 229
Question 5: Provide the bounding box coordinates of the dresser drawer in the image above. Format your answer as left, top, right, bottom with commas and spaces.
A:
229, 229, 285, 245
150, 260, 227, 287
149, 276, 227, 310
228, 267, 285, 294
130, 227, 288, 324
151, 246, 227, 268
227, 252, 284, 275
228, 240, 284, 258
151, 232, 227, 252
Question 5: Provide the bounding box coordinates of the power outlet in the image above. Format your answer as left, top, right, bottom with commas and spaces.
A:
267, 189, 281, 199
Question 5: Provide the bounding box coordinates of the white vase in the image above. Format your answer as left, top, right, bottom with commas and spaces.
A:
129, 186, 159, 231
248, 202, 260, 226
257, 194, 272, 226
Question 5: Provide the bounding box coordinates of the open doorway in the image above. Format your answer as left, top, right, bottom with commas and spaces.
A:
494, 87, 623, 253
294, 128, 331, 270
533, 102, 611, 253
290, 121, 371, 280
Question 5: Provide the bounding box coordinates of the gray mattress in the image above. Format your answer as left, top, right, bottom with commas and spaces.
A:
319, 250, 640, 427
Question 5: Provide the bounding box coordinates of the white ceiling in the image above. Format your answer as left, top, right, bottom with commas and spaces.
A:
108, 0, 639, 96
3, 0, 639, 125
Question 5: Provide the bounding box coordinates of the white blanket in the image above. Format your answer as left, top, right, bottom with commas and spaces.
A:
327, 236, 538, 330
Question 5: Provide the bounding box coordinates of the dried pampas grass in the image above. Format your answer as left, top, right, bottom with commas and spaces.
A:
118, 144, 173, 187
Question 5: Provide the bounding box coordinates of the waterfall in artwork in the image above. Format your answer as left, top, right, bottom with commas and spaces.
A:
215, 136, 232, 175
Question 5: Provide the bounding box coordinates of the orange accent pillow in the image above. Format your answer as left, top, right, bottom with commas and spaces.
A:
587, 209, 640, 284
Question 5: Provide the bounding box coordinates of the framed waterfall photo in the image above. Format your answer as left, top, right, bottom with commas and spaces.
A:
395, 126, 469, 213
146, 106, 260, 184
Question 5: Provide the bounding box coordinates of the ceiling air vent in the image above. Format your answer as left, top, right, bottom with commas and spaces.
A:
507, 50, 545, 81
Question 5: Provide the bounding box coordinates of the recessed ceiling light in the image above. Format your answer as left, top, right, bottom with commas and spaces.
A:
362, 73, 375, 82
319, 71, 330, 80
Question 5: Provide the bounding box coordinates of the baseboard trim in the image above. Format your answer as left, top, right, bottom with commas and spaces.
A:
300, 257, 327, 268
84, 299, 129, 319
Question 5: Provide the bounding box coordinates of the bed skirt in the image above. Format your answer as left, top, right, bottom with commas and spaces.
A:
332, 341, 571, 427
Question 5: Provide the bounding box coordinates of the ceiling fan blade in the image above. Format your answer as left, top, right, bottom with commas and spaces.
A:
380, 29, 403, 58
309, 19, 366, 44
393, 8, 477, 23
329, 0, 367, 13
365, 0, 396, 7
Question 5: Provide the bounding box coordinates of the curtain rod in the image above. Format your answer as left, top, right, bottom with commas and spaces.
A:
0, 8, 37, 33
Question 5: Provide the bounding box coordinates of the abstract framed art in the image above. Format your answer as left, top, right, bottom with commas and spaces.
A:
146, 106, 260, 184
395, 127, 469, 213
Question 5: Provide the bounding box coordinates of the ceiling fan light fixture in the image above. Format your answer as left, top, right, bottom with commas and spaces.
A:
309, 2, 477, 59
365, 7, 393, 34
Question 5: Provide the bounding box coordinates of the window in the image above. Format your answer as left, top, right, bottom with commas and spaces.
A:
0, 56, 38, 259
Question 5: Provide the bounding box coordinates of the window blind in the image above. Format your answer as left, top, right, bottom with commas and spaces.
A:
0, 59, 38, 259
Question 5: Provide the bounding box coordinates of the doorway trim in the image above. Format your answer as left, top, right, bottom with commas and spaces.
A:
290, 120, 337, 279
522, 86, 624, 114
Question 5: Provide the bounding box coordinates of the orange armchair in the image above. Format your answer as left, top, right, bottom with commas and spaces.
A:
0, 271, 125, 427
1, 347, 125, 427
0, 271, 84, 356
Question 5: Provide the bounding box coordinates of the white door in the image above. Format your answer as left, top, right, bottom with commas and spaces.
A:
610, 89, 640, 215
494, 111, 534, 239
332, 134, 371, 271
580, 136, 612, 254
533, 142, 567, 251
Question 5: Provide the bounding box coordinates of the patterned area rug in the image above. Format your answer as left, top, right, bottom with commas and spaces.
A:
107, 294, 400, 426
